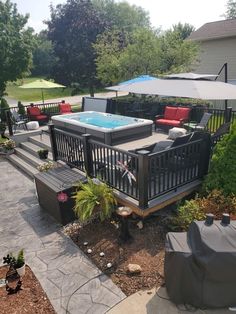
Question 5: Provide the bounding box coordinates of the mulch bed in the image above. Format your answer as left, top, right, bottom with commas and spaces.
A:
0, 265, 55, 314
65, 215, 167, 296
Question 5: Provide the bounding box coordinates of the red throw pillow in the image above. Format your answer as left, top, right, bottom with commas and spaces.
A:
27, 107, 41, 116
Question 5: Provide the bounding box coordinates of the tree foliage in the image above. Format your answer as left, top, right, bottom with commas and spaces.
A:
94, 22, 198, 84
158, 25, 199, 73
93, 0, 150, 32
47, 0, 106, 95
224, 0, 236, 19
0, 0, 34, 97
32, 31, 56, 77
47, 0, 150, 94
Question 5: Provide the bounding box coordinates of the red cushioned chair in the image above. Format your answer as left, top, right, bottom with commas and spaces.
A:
27, 107, 48, 124
59, 103, 73, 115
155, 106, 191, 131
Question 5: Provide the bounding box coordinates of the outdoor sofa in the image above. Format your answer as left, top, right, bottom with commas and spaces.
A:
155, 106, 191, 131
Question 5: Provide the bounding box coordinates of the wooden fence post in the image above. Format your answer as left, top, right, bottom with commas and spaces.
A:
82, 134, 93, 177
137, 150, 150, 210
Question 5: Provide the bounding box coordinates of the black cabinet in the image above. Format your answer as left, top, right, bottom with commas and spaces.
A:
34, 167, 87, 225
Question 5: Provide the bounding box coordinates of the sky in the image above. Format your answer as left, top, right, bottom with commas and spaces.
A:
13, 0, 228, 33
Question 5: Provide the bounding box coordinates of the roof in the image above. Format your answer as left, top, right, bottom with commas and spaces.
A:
188, 19, 236, 41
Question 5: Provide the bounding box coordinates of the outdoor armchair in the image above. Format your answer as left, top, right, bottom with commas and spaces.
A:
185, 112, 212, 131
11, 111, 28, 133
27, 106, 48, 124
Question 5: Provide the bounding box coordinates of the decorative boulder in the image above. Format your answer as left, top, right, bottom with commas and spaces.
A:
127, 263, 142, 274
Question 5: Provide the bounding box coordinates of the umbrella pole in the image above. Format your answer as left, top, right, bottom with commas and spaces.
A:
41, 89, 45, 104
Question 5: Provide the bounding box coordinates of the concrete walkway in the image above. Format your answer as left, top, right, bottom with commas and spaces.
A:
0, 158, 125, 313
108, 287, 231, 314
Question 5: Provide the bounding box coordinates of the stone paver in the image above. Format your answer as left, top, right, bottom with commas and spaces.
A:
0, 158, 125, 314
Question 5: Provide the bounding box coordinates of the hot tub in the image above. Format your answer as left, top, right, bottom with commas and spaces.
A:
52, 111, 153, 145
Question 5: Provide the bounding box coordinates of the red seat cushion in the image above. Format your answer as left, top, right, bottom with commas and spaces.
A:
59, 103, 72, 114
175, 107, 191, 121
156, 119, 182, 127
27, 107, 41, 116
164, 106, 178, 120
31, 115, 48, 121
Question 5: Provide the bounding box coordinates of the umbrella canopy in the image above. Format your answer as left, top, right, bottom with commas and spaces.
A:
165, 72, 218, 80
19, 79, 66, 103
107, 78, 236, 100
118, 75, 158, 85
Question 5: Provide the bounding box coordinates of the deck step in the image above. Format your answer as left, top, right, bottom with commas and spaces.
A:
8, 154, 38, 179
14, 147, 47, 167
29, 134, 51, 151
20, 142, 53, 159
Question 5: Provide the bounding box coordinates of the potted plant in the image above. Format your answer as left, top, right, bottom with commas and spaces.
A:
37, 161, 55, 172
37, 149, 49, 159
73, 177, 117, 222
3, 249, 25, 276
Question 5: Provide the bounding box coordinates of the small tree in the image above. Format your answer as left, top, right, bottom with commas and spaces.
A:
17, 101, 26, 116
0, 98, 9, 123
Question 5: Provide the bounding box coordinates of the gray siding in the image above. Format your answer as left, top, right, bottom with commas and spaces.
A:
193, 37, 236, 80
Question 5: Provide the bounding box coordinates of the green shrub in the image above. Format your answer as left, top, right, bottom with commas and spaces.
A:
203, 122, 236, 196
73, 177, 117, 222
17, 101, 26, 115
0, 98, 9, 122
170, 199, 206, 231
170, 189, 236, 231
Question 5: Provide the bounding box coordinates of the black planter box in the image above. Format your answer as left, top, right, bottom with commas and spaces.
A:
34, 167, 87, 225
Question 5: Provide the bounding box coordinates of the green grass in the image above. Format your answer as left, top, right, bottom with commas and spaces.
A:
6, 77, 73, 102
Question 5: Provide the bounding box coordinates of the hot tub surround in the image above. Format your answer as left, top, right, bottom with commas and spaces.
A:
51, 111, 153, 145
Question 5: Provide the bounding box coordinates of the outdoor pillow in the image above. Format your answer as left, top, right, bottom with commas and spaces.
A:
175, 107, 191, 121
164, 106, 178, 120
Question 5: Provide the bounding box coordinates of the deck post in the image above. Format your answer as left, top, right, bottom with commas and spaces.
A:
82, 134, 93, 177
226, 107, 232, 123
137, 150, 150, 210
6, 110, 13, 136
48, 123, 58, 161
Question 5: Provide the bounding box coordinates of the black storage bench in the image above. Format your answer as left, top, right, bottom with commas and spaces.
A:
34, 167, 87, 225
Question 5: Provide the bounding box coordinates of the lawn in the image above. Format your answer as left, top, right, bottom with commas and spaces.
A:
6, 77, 73, 102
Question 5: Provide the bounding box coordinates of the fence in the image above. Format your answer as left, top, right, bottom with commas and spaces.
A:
3, 101, 79, 136
49, 125, 211, 209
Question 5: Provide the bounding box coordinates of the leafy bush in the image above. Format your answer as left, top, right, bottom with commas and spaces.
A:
170, 190, 236, 231
37, 161, 55, 172
3, 139, 16, 150
170, 199, 206, 231
73, 177, 117, 222
198, 189, 236, 219
203, 122, 236, 196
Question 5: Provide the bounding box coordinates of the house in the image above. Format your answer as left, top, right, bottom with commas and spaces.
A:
188, 19, 236, 84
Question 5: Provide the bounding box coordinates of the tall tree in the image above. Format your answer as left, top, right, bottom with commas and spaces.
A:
172, 22, 195, 40
47, 0, 108, 96
93, 0, 150, 32
224, 0, 236, 19
158, 26, 199, 73
0, 0, 34, 97
32, 31, 56, 77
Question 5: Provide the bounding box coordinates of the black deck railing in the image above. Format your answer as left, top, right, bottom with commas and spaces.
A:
49, 125, 212, 209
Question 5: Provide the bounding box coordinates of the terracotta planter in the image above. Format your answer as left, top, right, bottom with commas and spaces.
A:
16, 264, 25, 277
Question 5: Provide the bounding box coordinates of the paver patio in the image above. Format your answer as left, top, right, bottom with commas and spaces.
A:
0, 158, 125, 314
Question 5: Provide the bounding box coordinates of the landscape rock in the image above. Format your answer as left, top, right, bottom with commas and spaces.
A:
127, 264, 142, 274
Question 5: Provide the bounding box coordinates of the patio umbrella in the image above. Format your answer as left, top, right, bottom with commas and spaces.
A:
19, 79, 66, 103
118, 75, 158, 85
106, 78, 236, 100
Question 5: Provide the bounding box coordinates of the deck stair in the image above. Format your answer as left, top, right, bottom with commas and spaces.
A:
8, 133, 54, 179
